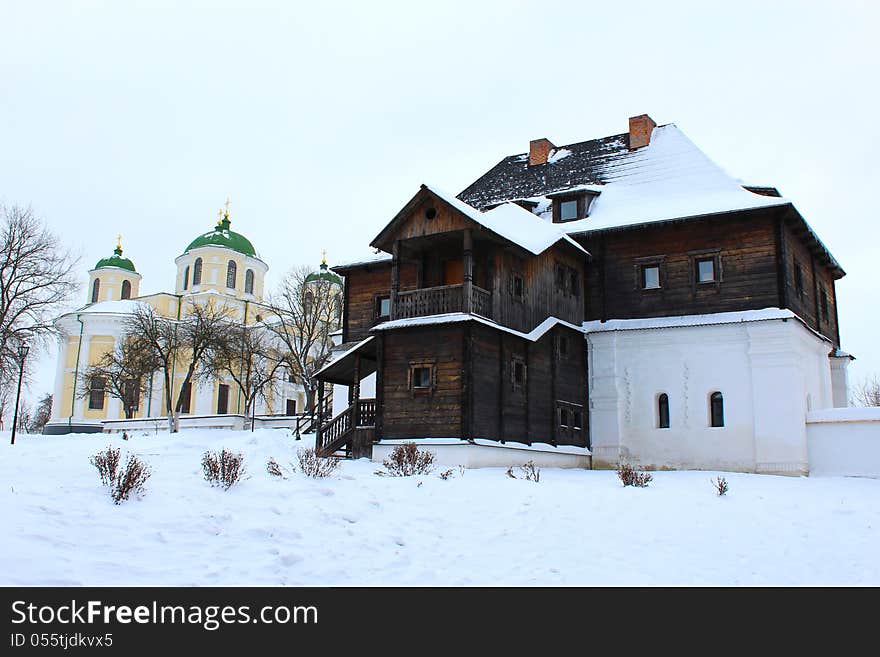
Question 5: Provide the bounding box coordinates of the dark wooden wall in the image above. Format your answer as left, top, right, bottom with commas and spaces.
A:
779, 218, 840, 344
578, 209, 781, 322
379, 324, 464, 440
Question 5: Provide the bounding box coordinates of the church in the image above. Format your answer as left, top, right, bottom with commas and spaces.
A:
315, 114, 855, 475
43, 207, 334, 434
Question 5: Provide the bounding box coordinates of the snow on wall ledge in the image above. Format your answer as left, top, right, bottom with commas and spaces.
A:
807, 408, 880, 478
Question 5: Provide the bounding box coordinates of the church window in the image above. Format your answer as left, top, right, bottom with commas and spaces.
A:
183, 266, 190, 291
245, 269, 254, 294
226, 260, 237, 289
193, 258, 203, 285
91, 278, 100, 303
121, 280, 131, 300
88, 377, 105, 410
658, 393, 670, 429
710, 392, 724, 428
304, 291, 314, 315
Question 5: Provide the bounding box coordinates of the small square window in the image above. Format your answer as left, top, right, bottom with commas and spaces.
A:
572, 411, 582, 430
559, 200, 578, 221
696, 258, 716, 283
642, 264, 660, 289
411, 366, 432, 390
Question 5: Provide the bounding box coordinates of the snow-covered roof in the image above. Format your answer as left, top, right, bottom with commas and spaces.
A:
313, 336, 375, 378
75, 299, 148, 315
423, 185, 588, 256
459, 124, 790, 234
372, 312, 582, 342
333, 252, 393, 271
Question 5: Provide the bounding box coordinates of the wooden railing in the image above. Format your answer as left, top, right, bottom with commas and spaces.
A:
356, 399, 377, 427
393, 284, 492, 320
317, 398, 377, 456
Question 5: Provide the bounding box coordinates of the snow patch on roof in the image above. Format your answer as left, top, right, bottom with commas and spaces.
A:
77, 299, 147, 315
424, 185, 588, 256
547, 148, 572, 164
373, 312, 582, 342
582, 308, 798, 333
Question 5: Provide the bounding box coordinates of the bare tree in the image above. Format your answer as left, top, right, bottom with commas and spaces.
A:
0, 205, 79, 379
265, 265, 342, 414
851, 375, 880, 407
205, 321, 286, 424
78, 338, 157, 418
124, 299, 231, 432
31, 393, 52, 433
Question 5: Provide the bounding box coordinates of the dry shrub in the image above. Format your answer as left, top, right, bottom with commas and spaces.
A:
91, 447, 151, 504
90, 446, 121, 486
111, 454, 151, 504
266, 457, 284, 478
439, 468, 454, 480
617, 462, 653, 488
713, 476, 729, 496
506, 460, 541, 483
296, 447, 341, 478
379, 442, 435, 477
202, 449, 246, 490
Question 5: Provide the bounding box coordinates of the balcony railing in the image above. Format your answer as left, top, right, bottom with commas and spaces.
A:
393, 284, 492, 321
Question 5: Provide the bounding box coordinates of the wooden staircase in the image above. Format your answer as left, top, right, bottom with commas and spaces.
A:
316, 399, 376, 458
292, 395, 332, 437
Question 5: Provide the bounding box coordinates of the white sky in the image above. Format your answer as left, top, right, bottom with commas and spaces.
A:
2, 0, 878, 401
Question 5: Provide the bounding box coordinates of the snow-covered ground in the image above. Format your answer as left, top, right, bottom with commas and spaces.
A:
2, 428, 878, 586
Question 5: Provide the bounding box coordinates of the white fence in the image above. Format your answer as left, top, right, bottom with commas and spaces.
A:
807, 407, 880, 478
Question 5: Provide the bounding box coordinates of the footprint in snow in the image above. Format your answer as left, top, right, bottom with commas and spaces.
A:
279, 553, 303, 567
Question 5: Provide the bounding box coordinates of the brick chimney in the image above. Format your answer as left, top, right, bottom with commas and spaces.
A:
628, 114, 657, 150
529, 138, 556, 166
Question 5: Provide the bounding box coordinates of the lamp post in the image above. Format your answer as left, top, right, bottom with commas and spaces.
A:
10, 343, 30, 445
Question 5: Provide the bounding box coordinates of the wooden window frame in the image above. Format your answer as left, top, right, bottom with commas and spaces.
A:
688, 248, 723, 291
374, 294, 391, 323
510, 273, 525, 302
551, 193, 596, 223
556, 400, 584, 432
634, 255, 665, 291
408, 361, 436, 397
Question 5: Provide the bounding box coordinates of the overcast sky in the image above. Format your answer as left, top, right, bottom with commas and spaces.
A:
2, 0, 878, 401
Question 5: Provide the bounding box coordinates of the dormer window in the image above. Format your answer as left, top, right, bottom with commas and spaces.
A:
549, 190, 599, 223
559, 200, 578, 221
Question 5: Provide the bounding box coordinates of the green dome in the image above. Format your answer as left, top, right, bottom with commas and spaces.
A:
305, 260, 342, 285
95, 245, 137, 273
185, 215, 257, 257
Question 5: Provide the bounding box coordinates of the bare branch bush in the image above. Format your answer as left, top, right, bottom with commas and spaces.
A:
90, 446, 121, 486
505, 460, 541, 482
617, 462, 653, 487
266, 457, 285, 478
713, 476, 729, 496
202, 449, 246, 490
296, 447, 341, 478
377, 442, 436, 477
851, 375, 880, 407
111, 454, 152, 504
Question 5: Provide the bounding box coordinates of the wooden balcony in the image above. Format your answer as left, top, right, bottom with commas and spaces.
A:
393, 284, 492, 320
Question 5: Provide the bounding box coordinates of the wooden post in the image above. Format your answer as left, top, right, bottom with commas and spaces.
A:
375, 333, 384, 441
352, 353, 361, 426
463, 228, 473, 314
316, 379, 325, 450
390, 240, 400, 320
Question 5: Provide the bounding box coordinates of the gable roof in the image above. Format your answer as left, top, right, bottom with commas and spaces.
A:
371, 184, 588, 257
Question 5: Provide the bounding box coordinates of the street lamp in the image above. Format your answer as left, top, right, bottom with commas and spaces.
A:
10, 343, 30, 445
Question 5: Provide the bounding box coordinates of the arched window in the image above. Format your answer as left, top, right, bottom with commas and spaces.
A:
658, 393, 670, 429
121, 280, 131, 300
245, 269, 254, 294
710, 392, 724, 427
91, 278, 100, 303
226, 260, 237, 289
183, 266, 190, 291
304, 291, 314, 315
193, 258, 202, 285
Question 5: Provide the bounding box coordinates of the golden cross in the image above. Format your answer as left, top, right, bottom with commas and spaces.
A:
224, 196, 232, 216
116, 234, 122, 249
321, 248, 327, 264
217, 209, 223, 223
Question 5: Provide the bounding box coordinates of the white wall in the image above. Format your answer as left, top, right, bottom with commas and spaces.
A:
588, 317, 836, 475
807, 407, 880, 478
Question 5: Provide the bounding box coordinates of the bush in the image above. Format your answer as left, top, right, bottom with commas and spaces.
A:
713, 476, 729, 496
266, 457, 284, 478
505, 460, 541, 483
379, 442, 436, 477
296, 447, 341, 478
202, 449, 246, 490
617, 462, 653, 488
90, 446, 121, 487
111, 454, 152, 504
90, 447, 150, 504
